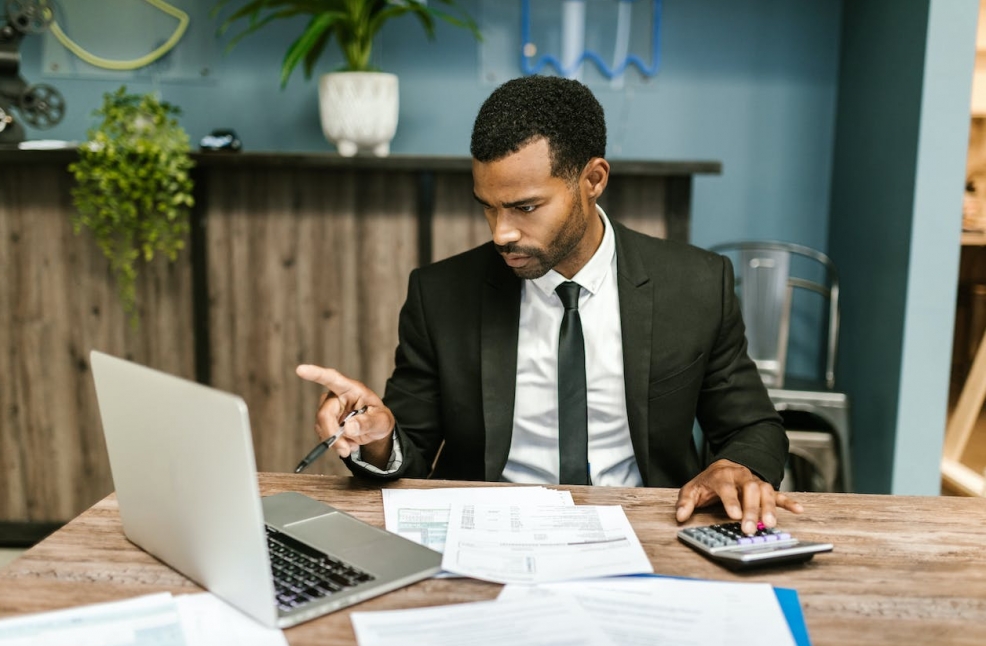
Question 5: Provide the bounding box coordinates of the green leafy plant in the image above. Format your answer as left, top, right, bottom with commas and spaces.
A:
68, 86, 195, 325
214, 0, 481, 86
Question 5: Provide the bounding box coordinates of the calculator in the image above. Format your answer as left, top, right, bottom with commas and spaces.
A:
677, 522, 833, 570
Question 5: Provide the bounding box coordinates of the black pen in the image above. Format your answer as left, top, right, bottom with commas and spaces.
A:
294, 406, 368, 473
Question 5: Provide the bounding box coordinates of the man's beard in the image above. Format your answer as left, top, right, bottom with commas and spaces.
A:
495, 200, 587, 280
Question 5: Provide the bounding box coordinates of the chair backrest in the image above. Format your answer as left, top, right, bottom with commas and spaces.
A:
709, 241, 840, 389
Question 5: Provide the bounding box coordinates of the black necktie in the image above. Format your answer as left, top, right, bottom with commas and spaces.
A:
556, 281, 589, 485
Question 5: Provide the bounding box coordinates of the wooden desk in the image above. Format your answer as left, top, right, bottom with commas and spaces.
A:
2, 475, 986, 646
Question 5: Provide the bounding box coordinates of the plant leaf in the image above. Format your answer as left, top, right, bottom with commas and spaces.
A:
214, 0, 481, 82
281, 12, 345, 86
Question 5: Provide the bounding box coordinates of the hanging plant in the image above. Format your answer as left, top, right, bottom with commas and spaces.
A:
68, 86, 195, 326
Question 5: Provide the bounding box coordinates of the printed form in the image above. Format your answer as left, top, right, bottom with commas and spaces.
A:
381, 486, 574, 553
441, 503, 653, 584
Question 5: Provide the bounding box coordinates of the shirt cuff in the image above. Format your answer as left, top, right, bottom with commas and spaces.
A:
349, 431, 403, 475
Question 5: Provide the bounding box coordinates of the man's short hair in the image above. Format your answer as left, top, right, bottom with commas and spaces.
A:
470, 75, 607, 181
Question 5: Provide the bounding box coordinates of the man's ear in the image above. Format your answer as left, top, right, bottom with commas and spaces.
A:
582, 158, 610, 200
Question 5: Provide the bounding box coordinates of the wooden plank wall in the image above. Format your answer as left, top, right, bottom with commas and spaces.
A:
0, 157, 690, 522
0, 164, 195, 523
205, 168, 418, 477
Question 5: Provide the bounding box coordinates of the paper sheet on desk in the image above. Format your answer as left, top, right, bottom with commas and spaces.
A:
382, 486, 573, 553
441, 503, 653, 584
0, 592, 183, 646
498, 577, 796, 646
351, 595, 615, 646
175, 593, 287, 646
0, 591, 287, 646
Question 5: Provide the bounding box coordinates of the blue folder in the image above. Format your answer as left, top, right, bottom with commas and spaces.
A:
772, 586, 810, 646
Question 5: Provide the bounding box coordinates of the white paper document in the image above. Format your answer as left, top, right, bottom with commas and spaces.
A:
0, 592, 287, 646
0, 592, 185, 646
441, 503, 653, 584
498, 577, 796, 646
351, 595, 614, 646
381, 486, 574, 553
175, 593, 288, 646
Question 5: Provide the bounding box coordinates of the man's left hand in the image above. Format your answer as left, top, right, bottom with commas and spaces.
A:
675, 459, 803, 535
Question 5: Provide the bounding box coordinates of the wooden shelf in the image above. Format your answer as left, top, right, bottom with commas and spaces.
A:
0, 148, 722, 176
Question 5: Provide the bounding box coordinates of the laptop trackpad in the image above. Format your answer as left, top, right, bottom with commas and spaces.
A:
284, 513, 385, 553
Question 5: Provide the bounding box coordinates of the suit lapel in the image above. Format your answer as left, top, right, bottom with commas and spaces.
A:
480, 252, 521, 480
613, 224, 653, 485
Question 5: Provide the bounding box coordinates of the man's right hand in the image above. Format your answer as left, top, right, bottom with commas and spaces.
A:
295, 364, 396, 469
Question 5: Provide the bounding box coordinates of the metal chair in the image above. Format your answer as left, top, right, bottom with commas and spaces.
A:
710, 241, 852, 492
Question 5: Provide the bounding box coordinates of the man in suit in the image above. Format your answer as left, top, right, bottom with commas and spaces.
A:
298, 76, 801, 534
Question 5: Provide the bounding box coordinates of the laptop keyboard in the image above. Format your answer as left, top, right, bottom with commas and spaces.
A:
266, 526, 375, 611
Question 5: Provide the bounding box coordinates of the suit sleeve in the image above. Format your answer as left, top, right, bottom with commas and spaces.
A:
696, 255, 789, 487
344, 268, 444, 480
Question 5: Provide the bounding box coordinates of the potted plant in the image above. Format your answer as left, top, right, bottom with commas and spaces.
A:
68, 86, 195, 325
214, 0, 480, 156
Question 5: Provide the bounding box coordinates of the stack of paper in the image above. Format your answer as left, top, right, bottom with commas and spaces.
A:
374, 488, 806, 646
382, 487, 653, 584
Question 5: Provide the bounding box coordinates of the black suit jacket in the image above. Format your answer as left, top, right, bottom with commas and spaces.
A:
347, 222, 788, 487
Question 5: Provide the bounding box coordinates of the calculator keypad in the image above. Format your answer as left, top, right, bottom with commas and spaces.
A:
679, 522, 796, 553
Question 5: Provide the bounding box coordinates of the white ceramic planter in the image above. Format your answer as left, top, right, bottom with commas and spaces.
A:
318, 72, 399, 157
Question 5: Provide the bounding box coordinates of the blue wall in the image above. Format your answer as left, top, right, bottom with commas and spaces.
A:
14, 1, 976, 494
19, 0, 842, 253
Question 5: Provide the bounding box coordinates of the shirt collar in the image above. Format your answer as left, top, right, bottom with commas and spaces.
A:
529, 205, 616, 299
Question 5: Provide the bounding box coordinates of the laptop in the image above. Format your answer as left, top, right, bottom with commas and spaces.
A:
89, 350, 442, 629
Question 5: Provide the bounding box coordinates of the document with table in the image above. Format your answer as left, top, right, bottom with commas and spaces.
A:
441, 503, 652, 584
381, 486, 574, 553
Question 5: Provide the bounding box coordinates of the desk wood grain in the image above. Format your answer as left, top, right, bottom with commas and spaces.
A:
1, 475, 985, 645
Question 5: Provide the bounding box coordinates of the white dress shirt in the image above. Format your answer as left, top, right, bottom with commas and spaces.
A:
500, 207, 641, 486
353, 208, 642, 487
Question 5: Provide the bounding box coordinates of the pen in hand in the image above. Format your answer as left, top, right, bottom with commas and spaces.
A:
294, 406, 368, 473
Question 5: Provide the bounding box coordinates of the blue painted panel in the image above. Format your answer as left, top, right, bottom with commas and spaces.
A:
828, 0, 977, 495
892, 0, 975, 495
828, 0, 928, 495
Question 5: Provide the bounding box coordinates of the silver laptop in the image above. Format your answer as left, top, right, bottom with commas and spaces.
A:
90, 350, 442, 629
